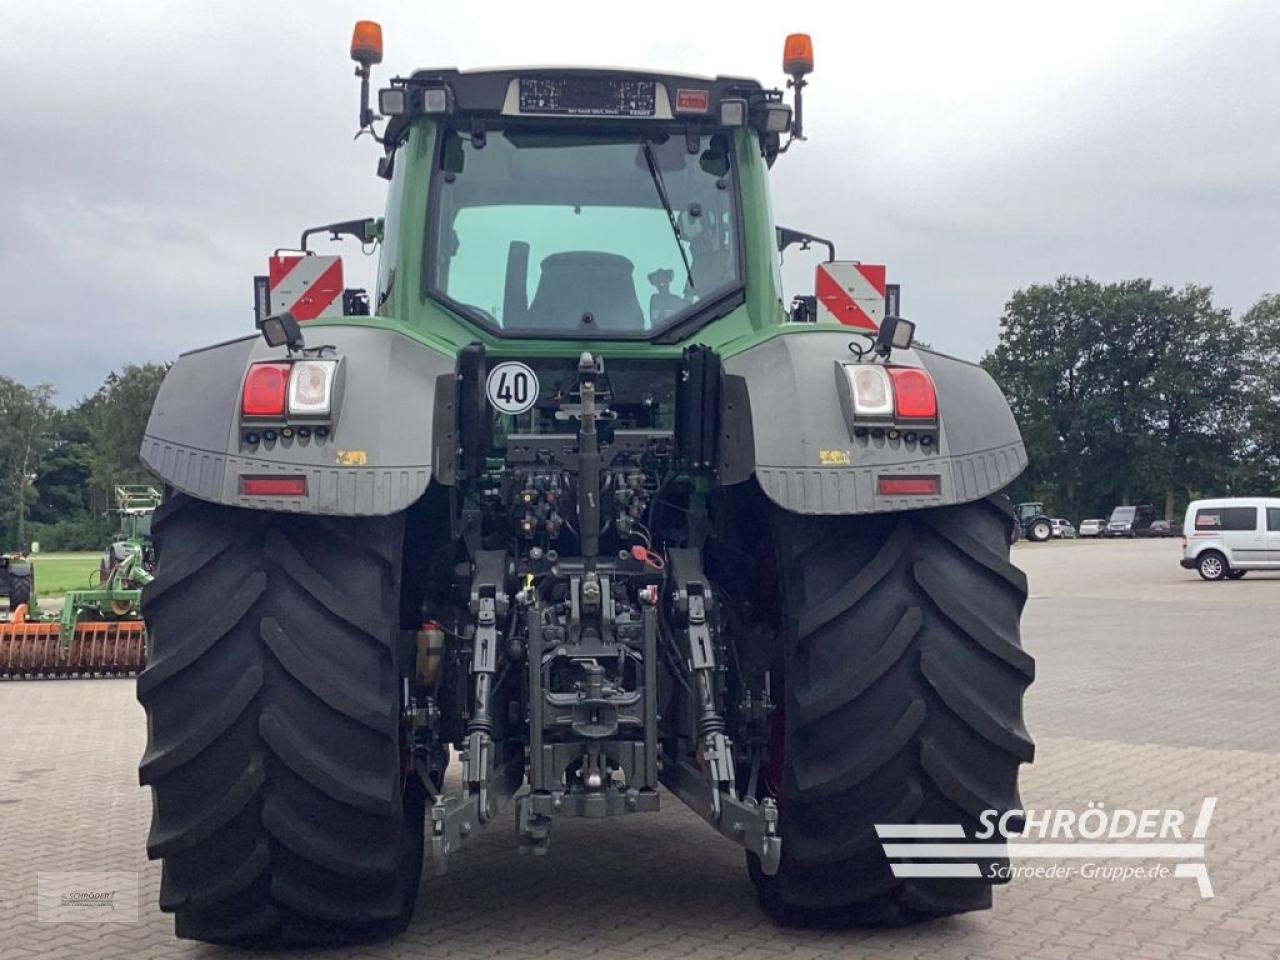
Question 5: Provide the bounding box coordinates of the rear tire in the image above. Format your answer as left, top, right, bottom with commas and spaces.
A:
8, 575, 31, 610
1226, 570, 1246, 580
1029, 519, 1052, 542
1196, 551, 1227, 581
138, 494, 424, 947
751, 496, 1034, 926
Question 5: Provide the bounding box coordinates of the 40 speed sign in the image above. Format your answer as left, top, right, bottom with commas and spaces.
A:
486, 361, 539, 415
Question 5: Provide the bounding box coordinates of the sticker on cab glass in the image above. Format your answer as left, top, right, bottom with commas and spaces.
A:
819, 449, 852, 466
337, 450, 368, 466
486, 361, 539, 415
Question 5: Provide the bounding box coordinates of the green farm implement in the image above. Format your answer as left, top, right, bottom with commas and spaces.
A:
0, 485, 156, 678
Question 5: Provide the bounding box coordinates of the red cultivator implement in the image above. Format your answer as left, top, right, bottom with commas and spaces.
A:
0, 605, 147, 679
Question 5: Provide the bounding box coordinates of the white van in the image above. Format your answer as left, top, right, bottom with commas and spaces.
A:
1181, 497, 1280, 580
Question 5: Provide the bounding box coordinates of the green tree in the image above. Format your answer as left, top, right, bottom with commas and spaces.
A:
86, 363, 170, 505
983, 277, 1113, 520
0, 377, 57, 549
984, 277, 1245, 521
1236, 292, 1280, 494
28, 404, 96, 524
1136, 284, 1246, 515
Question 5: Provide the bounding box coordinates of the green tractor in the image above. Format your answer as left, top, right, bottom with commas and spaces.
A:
60, 484, 159, 638
137, 23, 1034, 947
0, 486, 154, 679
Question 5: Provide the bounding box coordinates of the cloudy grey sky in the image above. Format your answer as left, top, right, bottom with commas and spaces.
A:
2, 1, 1278, 403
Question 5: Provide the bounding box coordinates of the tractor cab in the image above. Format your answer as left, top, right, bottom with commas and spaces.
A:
260, 28, 912, 350
1016, 501, 1045, 522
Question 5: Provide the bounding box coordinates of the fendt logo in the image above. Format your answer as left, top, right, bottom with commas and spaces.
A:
876, 797, 1216, 898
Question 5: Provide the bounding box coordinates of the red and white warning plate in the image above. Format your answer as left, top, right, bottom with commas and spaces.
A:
268, 254, 345, 321
816, 262, 886, 330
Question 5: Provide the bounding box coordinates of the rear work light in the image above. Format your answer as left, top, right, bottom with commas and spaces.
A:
242, 363, 291, 418
878, 475, 940, 496
240, 475, 307, 497
848, 365, 894, 417
287, 360, 338, 416
837, 362, 939, 427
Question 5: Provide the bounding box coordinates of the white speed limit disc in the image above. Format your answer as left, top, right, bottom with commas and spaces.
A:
486, 361, 539, 415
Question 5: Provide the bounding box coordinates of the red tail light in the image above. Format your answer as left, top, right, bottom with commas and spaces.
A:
242, 363, 291, 417
240, 475, 307, 497
887, 367, 937, 420
878, 475, 940, 496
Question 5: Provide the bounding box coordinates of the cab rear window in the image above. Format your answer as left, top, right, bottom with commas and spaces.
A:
1193, 507, 1257, 531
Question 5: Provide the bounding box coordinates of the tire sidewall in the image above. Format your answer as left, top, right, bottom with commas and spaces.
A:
1197, 551, 1227, 581
9, 576, 31, 609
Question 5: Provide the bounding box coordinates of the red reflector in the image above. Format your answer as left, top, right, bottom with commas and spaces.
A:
878, 475, 940, 496
888, 367, 938, 419
242, 363, 291, 417
240, 475, 307, 497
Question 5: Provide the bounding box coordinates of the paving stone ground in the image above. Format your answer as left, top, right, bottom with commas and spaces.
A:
1, 537, 1277, 959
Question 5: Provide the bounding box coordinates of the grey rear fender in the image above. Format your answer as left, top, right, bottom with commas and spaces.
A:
141, 326, 455, 515
719, 331, 1026, 514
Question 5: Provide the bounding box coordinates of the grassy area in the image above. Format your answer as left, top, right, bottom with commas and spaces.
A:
31, 552, 101, 598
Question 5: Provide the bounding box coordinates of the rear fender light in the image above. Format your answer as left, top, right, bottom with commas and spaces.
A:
887, 367, 937, 420
836, 361, 939, 442
241, 363, 291, 418
835, 363, 893, 420
287, 359, 339, 417
240, 475, 307, 497
878, 475, 940, 497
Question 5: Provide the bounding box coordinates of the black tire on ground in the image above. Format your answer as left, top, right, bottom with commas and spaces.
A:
1028, 518, 1052, 542
8, 575, 32, 610
1196, 551, 1228, 581
137, 493, 424, 947
1226, 569, 1246, 580
751, 495, 1034, 926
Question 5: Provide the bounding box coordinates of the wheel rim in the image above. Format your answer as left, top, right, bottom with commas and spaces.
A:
1034, 522, 1050, 540
1202, 556, 1222, 578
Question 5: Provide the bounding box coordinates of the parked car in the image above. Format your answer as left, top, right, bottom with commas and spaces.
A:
1180, 497, 1280, 580
1104, 504, 1157, 538
1051, 519, 1077, 539
1144, 520, 1178, 538
1078, 518, 1106, 538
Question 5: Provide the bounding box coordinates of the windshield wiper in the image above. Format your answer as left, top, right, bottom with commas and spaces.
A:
641, 142, 695, 293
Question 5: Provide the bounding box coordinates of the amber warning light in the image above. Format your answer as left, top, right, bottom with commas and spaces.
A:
783, 33, 814, 78
350, 20, 383, 65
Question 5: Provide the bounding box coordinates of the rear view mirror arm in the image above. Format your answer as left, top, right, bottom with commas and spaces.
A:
300, 218, 379, 252
776, 225, 835, 262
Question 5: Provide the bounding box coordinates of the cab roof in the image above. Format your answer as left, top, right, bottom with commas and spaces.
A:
404, 66, 764, 106
383, 67, 767, 138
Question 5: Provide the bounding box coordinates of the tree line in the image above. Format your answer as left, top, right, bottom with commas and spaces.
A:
0, 364, 168, 551
984, 278, 1279, 522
